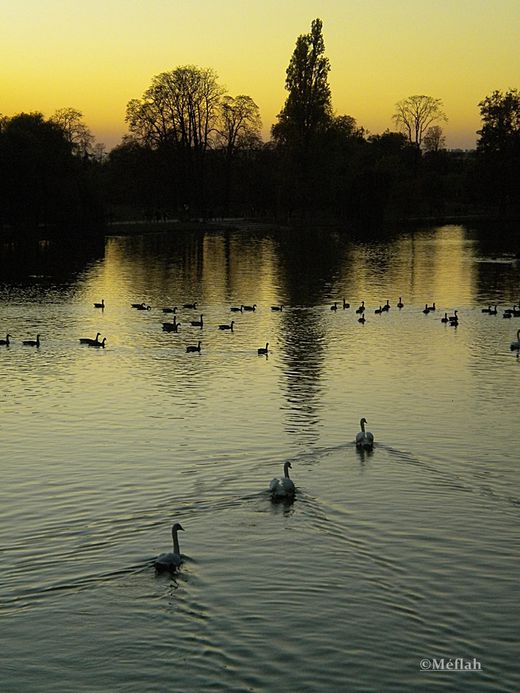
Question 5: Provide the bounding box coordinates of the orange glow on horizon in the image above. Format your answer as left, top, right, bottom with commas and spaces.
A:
2, 0, 520, 151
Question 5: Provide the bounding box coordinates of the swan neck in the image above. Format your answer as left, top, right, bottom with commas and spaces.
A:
284, 462, 291, 479
172, 530, 181, 555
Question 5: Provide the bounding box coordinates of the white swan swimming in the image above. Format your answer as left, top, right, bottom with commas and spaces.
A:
154, 523, 185, 572
356, 417, 374, 449
269, 461, 295, 499
510, 329, 520, 350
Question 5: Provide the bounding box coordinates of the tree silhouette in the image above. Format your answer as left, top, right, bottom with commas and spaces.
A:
126, 66, 225, 213
393, 95, 447, 149
216, 95, 262, 215
272, 18, 332, 147
50, 107, 94, 157
272, 18, 333, 218
476, 88, 520, 214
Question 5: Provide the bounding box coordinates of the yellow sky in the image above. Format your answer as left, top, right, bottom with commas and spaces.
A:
2, 0, 519, 150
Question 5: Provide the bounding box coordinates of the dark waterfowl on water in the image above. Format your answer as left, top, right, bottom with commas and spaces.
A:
269, 461, 295, 500
23, 335, 40, 347
80, 332, 102, 345
154, 523, 185, 573
218, 321, 234, 331
356, 418, 374, 449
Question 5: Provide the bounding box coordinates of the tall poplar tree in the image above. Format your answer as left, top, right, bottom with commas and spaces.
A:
272, 18, 332, 148
272, 18, 333, 216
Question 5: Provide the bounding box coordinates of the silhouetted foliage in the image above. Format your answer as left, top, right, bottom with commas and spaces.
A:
125, 66, 225, 214
393, 95, 447, 149
0, 112, 103, 232
475, 89, 520, 214
50, 107, 94, 157
272, 18, 332, 147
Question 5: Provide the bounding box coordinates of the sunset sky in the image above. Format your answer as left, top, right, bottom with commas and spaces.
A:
2, 0, 519, 151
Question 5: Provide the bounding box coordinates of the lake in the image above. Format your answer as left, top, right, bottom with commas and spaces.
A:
1, 223, 519, 692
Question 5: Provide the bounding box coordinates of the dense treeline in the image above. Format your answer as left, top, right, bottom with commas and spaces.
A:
1, 19, 520, 234
0, 111, 104, 232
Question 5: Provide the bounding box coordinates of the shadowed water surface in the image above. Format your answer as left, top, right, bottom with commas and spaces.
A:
1, 224, 519, 691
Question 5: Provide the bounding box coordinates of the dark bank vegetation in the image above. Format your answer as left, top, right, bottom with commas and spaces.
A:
1, 19, 520, 238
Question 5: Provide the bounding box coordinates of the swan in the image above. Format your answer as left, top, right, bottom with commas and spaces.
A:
503, 311, 513, 318
375, 306, 383, 314
422, 304, 430, 314
186, 341, 201, 353
331, 302, 338, 311
132, 303, 151, 310
79, 332, 101, 344
356, 418, 374, 449
258, 343, 269, 355
441, 312, 449, 323
162, 306, 177, 314
23, 334, 40, 347
510, 329, 520, 350
448, 310, 458, 322
488, 305, 498, 315
190, 314, 203, 328
428, 302, 436, 311
154, 523, 185, 573
343, 298, 350, 309
355, 301, 365, 314
219, 321, 234, 331
271, 305, 284, 311
162, 316, 180, 331
88, 337, 106, 348
94, 299, 105, 309
358, 315, 366, 324
269, 461, 295, 499
230, 305, 243, 312
0, 334, 12, 346
183, 302, 197, 309
243, 304, 256, 311
397, 297, 404, 308
381, 300, 390, 312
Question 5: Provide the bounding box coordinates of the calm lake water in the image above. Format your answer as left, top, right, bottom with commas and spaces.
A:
1, 223, 519, 692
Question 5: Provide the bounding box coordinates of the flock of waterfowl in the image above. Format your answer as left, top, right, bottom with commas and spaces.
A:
1, 296, 519, 351
156, 415, 374, 573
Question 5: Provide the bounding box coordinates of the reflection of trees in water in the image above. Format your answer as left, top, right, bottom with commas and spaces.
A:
274, 230, 351, 441
277, 308, 325, 443
0, 235, 104, 284
470, 224, 520, 303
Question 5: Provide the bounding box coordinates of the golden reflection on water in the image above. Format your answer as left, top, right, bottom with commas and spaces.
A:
1, 224, 519, 692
